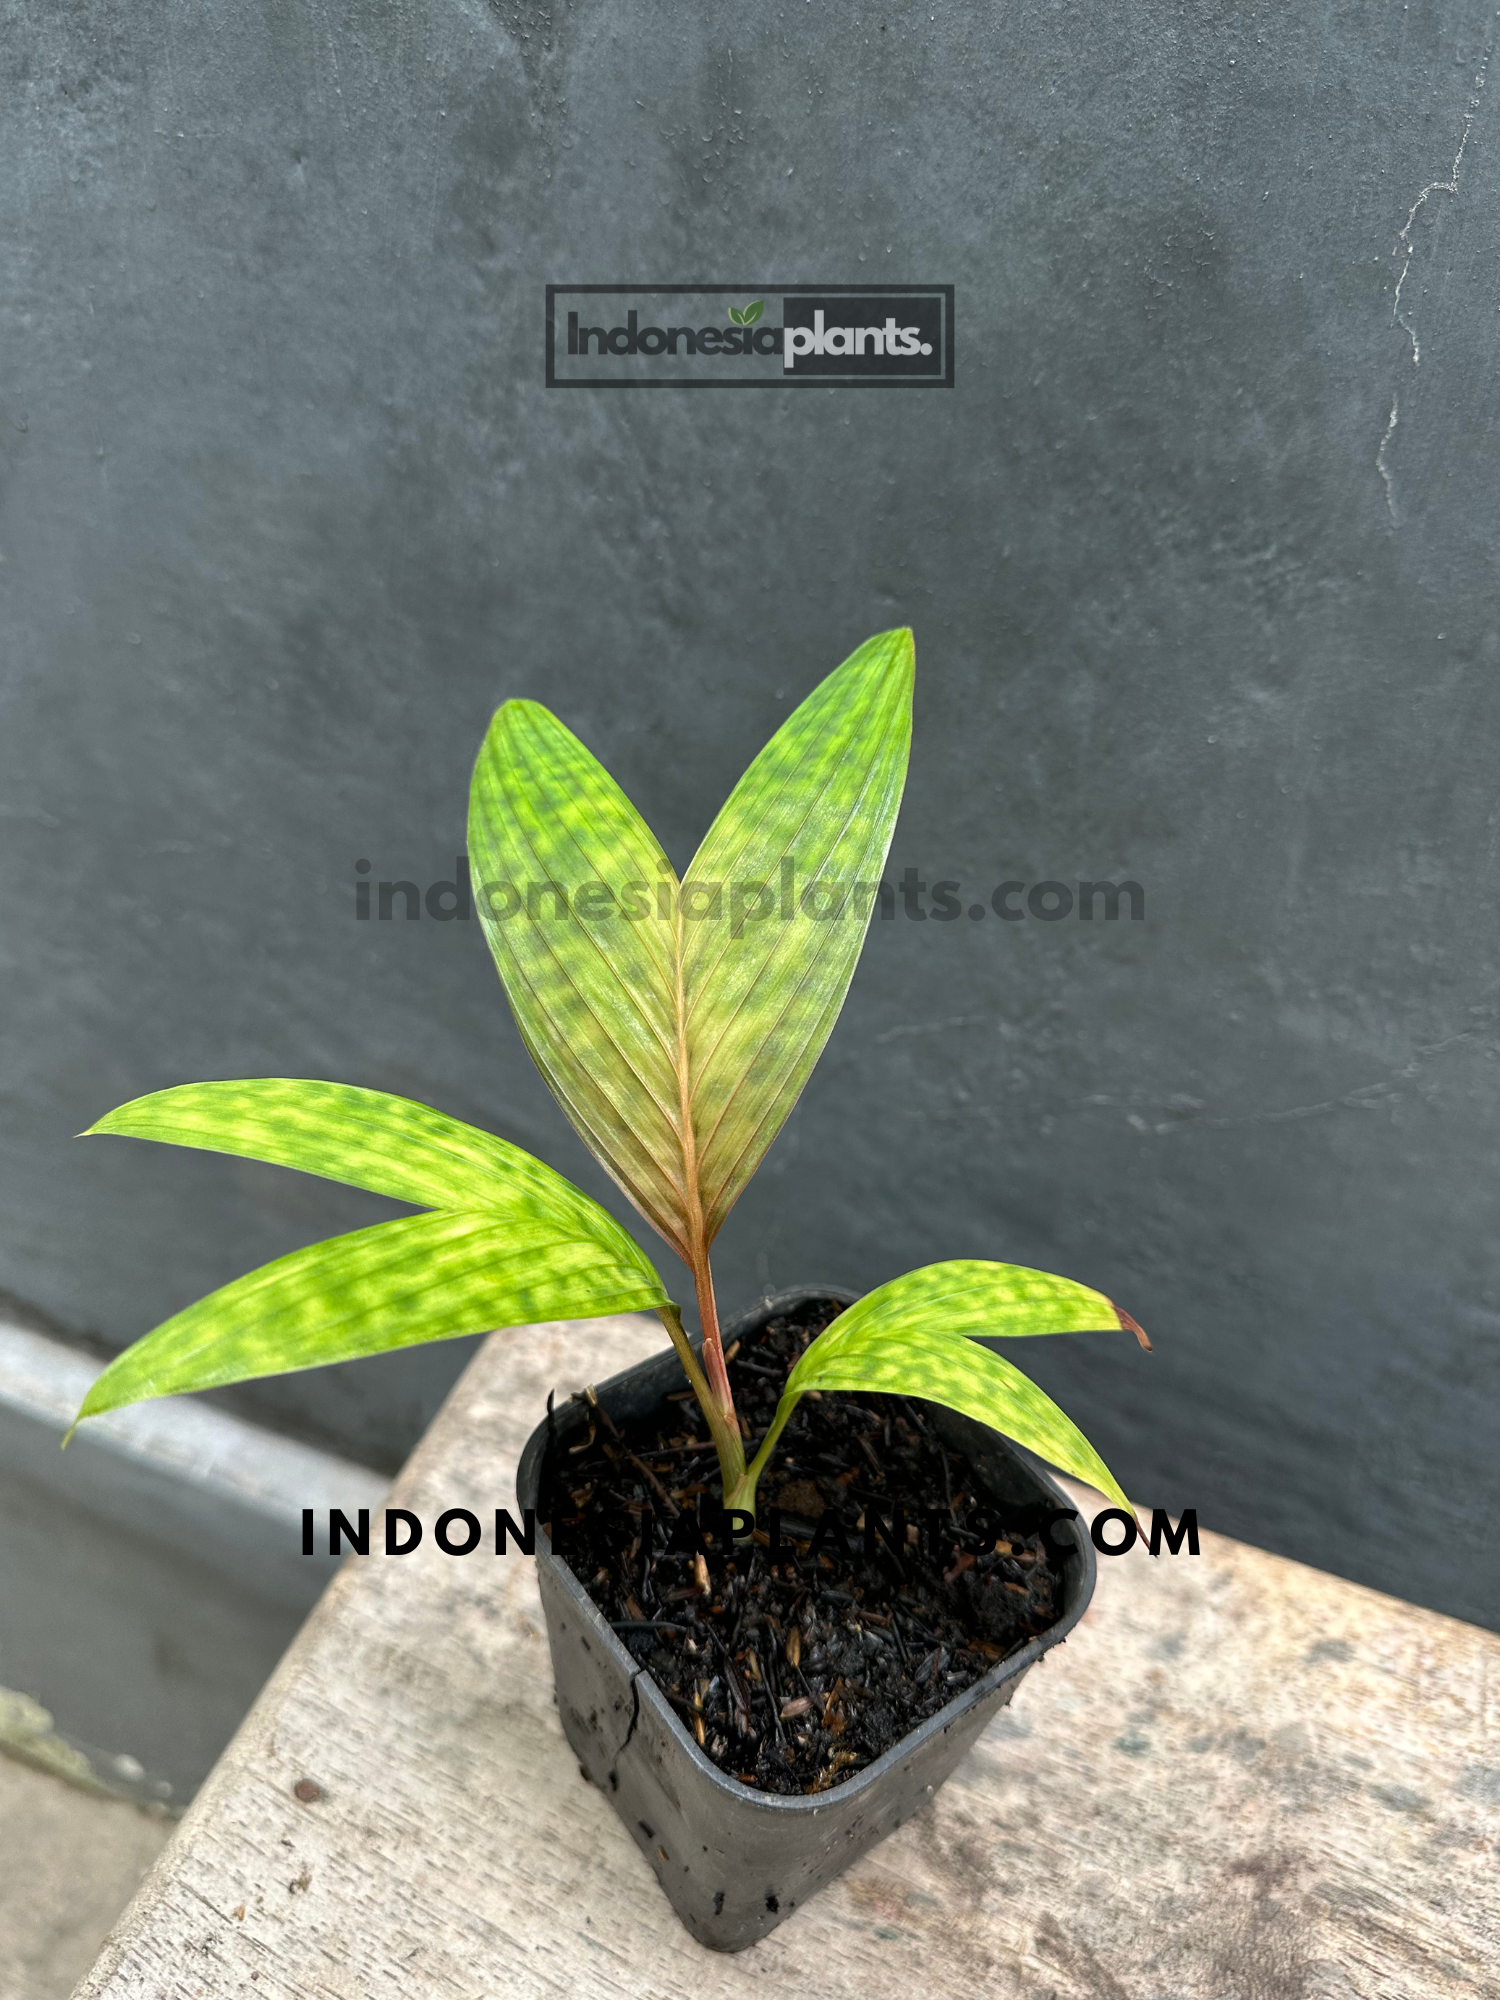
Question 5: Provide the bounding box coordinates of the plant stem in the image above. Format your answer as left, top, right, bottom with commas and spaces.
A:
725, 1391, 800, 1520
665, 886, 740, 1461
692, 1258, 736, 1420
657, 1301, 745, 1499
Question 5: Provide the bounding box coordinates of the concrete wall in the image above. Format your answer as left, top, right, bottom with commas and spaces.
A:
4, 0, 1497, 1628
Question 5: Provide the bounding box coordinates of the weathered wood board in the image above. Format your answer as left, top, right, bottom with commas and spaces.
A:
74, 1314, 1500, 2000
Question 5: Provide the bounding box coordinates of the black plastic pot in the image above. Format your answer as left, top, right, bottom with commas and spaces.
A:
515, 1287, 1097, 1952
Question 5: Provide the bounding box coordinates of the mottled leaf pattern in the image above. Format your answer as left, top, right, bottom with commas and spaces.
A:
682, 629, 913, 1240
76, 1210, 669, 1422
74, 1079, 669, 1425
782, 1324, 1132, 1513
467, 631, 913, 1267
758, 1260, 1138, 1512
85, 1079, 651, 1257
468, 702, 691, 1255
808, 1259, 1133, 1349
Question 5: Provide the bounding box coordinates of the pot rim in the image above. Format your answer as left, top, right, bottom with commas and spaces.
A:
519, 1283, 1098, 1817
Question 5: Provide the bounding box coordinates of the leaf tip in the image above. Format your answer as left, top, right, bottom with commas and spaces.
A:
70, 1378, 119, 1434
1116, 1307, 1151, 1352
490, 695, 556, 739
884, 626, 917, 696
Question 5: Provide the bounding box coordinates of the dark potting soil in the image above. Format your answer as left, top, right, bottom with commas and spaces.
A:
539, 1295, 1067, 1797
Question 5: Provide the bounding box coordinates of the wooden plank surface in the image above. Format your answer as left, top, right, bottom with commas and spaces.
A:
74, 1313, 1500, 2000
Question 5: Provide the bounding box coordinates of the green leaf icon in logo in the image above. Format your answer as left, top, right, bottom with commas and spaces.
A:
729, 300, 764, 327
728, 306, 745, 326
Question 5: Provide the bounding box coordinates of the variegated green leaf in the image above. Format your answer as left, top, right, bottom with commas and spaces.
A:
467, 630, 915, 1269
75, 1209, 670, 1423
682, 628, 913, 1241
805, 1258, 1147, 1352
467, 702, 691, 1256
84, 1079, 650, 1256
736, 1259, 1141, 1515
781, 1322, 1133, 1514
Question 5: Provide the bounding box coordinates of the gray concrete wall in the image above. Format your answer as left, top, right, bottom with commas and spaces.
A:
4, 0, 1497, 1628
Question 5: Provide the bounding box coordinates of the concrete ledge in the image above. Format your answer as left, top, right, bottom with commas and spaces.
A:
75, 1314, 1500, 1998
0, 1320, 386, 1807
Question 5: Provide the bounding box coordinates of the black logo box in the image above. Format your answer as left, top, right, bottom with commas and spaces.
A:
546, 285, 954, 389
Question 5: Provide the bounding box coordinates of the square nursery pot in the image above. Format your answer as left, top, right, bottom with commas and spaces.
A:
515, 1286, 1098, 1951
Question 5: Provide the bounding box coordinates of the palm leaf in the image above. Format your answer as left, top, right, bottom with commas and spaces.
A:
682, 628, 913, 1240
783, 1323, 1133, 1514
75, 1209, 670, 1423
806, 1258, 1147, 1350
466, 630, 914, 1266
468, 701, 691, 1256
75, 1078, 670, 1426
85, 1079, 645, 1251
740, 1259, 1140, 1514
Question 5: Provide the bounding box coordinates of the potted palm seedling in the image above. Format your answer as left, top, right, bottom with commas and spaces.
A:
72, 627, 1148, 1948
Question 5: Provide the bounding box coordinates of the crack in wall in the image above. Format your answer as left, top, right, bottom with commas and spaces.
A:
1098, 1029, 1480, 1136
1376, 393, 1400, 521
1376, 31, 1494, 518
1391, 47, 1491, 369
